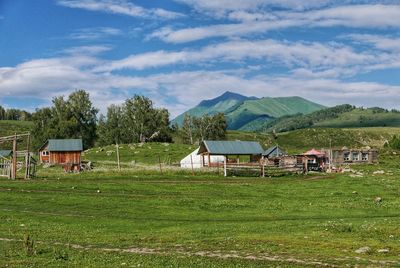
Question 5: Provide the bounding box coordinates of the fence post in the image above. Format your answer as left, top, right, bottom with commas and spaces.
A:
158, 155, 163, 175
116, 143, 121, 171
223, 157, 227, 177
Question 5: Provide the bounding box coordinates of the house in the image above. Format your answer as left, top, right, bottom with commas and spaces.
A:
39, 139, 83, 167
180, 148, 225, 169
323, 147, 378, 165
262, 146, 301, 167
198, 140, 263, 167
303, 148, 328, 171
0, 150, 12, 159
262, 145, 287, 159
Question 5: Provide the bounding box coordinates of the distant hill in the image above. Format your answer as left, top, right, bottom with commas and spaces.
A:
257, 105, 400, 133
0, 120, 33, 137
172, 91, 325, 130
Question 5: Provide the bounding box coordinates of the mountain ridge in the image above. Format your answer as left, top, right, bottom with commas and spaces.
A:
172, 91, 326, 130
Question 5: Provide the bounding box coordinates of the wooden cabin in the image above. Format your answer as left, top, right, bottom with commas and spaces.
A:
39, 139, 83, 167
262, 146, 301, 167
302, 148, 328, 171
198, 140, 263, 167
322, 147, 379, 165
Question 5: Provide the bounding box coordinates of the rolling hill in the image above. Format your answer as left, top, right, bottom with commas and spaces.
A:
172, 91, 325, 130
257, 105, 400, 133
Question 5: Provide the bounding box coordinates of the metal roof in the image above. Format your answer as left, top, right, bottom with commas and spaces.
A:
263, 146, 287, 157
46, 139, 83, 152
198, 140, 263, 155
0, 150, 12, 158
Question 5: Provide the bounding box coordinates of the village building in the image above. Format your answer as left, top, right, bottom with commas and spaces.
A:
0, 150, 12, 159
180, 148, 225, 169
262, 145, 296, 166
198, 140, 264, 167
303, 148, 328, 171
322, 147, 379, 165
39, 139, 83, 169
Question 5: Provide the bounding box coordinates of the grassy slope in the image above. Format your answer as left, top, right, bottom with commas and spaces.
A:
82, 128, 400, 167
1, 154, 400, 266
227, 97, 325, 130
0, 120, 33, 137
172, 99, 243, 126
259, 107, 400, 133
316, 108, 400, 127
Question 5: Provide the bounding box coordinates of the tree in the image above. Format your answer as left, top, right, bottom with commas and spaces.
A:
181, 114, 194, 144
97, 104, 124, 146
0, 106, 5, 120
122, 95, 172, 143
31, 90, 98, 149
188, 113, 227, 143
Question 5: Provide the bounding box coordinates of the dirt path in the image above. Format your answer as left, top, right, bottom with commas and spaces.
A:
1, 237, 398, 267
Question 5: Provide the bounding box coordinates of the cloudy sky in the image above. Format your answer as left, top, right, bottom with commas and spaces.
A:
1, 0, 400, 117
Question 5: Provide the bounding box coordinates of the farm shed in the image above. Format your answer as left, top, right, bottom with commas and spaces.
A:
39, 139, 83, 167
303, 148, 328, 171
262, 146, 287, 158
322, 147, 379, 165
0, 150, 12, 158
180, 148, 225, 169
262, 146, 301, 167
198, 140, 263, 167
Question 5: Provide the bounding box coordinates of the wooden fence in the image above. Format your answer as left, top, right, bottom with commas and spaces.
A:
224, 161, 305, 177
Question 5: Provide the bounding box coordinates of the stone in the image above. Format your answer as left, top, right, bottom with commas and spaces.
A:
373, 170, 385, 175
352, 191, 358, 194
355, 246, 371, 254
377, 249, 390, 253
375, 197, 382, 203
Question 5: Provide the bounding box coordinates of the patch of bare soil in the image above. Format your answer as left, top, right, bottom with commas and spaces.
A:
1, 237, 398, 267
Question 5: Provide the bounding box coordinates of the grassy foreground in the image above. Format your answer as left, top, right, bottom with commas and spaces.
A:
1, 153, 400, 267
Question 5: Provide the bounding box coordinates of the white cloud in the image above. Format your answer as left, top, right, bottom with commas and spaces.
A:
346, 34, 400, 52
68, 27, 122, 40
1, 54, 400, 116
62, 45, 113, 55
151, 5, 400, 43
93, 39, 377, 73
57, 0, 185, 19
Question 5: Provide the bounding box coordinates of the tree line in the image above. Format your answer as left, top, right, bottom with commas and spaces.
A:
0, 106, 32, 121
30, 90, 227, 149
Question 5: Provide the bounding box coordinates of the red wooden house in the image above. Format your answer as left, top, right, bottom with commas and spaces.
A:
39, 139, 83, 166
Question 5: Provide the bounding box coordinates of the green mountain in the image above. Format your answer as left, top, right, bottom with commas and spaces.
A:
258, 105, 400, 133
172, 92, 325, 130
172, 91, 256, 126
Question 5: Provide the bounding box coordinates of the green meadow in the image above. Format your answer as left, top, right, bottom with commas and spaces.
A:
1, 126, 400, 267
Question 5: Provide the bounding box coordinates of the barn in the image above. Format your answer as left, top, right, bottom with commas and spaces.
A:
198, 140, 263, 167
39, 139, 83, 167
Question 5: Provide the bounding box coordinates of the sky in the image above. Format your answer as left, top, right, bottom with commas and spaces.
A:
1, 0, 400, 118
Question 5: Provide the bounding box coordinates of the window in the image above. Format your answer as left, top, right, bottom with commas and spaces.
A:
352, 152, 360, 161
362, 153, 368, 161
344, 152, 350, 161
42, 151, 49, 156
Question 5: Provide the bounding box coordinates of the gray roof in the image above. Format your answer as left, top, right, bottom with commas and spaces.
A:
44, 139, 83, 152
0, 150, 12, 158
263, 146, 287, 157
198, 140, 263, 155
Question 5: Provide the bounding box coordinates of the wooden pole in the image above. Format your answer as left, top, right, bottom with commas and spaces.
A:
11, 133, 17, 180
190, 154, 195, 176
223, 157, 227, 177
158, 155, 163, 175
116, 143, 121, 171
25, 133, 31, 179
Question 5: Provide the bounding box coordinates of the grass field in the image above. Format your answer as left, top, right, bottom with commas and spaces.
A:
1, 151, 400, 267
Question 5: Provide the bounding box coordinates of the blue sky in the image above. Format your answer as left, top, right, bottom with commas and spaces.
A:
1, 0, 400, 117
